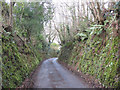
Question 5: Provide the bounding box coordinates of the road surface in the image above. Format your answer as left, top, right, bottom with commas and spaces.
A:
33, 58, 90, 88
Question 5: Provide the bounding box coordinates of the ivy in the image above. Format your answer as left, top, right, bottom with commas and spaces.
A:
2, 33, 41, 88
59, 22, 120, 87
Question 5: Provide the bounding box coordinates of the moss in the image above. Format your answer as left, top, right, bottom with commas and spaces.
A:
58, 42, 74, 63
2, 33, 42, 88
59, 30, 120, 88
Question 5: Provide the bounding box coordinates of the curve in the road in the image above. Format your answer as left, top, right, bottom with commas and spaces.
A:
33, 58, 90, 88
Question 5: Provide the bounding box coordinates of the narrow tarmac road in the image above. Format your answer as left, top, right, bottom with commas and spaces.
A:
33, 58, 90, 88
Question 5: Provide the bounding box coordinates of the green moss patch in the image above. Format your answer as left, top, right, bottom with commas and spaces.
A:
2, 33, 41, 88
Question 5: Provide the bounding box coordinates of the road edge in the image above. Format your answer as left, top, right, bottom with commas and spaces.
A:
58, 60, 104, 88
17, 59, 47, 88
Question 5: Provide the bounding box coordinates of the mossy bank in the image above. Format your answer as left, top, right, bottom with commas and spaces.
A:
58, 27, 120, 88
2, 32, 47, 88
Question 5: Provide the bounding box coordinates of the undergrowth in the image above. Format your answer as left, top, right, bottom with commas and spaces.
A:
2, 32, 42, 88
58, 23, 120, 88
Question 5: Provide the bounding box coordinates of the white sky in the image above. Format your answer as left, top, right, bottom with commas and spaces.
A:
52, 0, 75, 3
5, 0, 118, 2
52, 0, 117, 3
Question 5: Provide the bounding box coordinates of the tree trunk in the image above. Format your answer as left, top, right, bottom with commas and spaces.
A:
9, 2, 13, 28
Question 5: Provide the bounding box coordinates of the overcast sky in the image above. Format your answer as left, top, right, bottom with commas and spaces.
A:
5, 0, 116, 3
